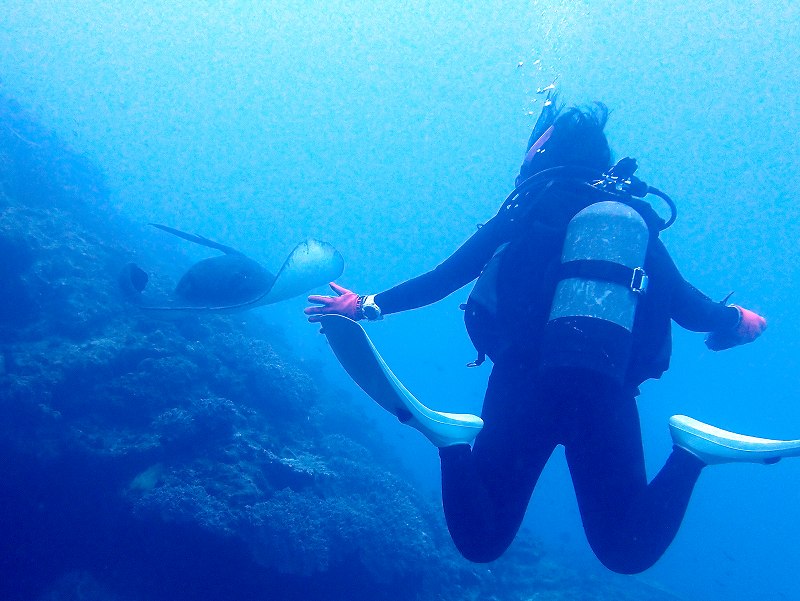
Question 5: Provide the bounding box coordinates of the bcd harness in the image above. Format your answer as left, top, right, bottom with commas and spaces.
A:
463, 158, 677, 386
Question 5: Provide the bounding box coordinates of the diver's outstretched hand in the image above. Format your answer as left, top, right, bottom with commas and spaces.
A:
305, 282, 362, 322
705, 305, 767, 351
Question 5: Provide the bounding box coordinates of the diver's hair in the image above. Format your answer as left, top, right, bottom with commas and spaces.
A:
520, 100, 612, 179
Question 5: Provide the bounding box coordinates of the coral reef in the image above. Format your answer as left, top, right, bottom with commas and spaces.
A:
0, 94, 685, 601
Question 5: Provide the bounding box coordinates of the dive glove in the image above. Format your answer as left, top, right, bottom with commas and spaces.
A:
705, 305, 767, 351
306, 282, 384, 322
305, 282, 361, 322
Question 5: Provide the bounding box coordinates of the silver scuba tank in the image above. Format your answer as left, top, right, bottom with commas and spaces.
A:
541, 200, 650, 384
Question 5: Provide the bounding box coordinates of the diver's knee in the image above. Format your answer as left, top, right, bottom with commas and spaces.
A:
450, 536, 510, 564
590, 541, 661, 574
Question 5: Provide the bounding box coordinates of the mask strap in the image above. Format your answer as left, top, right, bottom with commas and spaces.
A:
522, 125, 554, 168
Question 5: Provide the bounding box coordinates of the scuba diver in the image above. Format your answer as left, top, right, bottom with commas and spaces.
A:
304, 98, 798, 574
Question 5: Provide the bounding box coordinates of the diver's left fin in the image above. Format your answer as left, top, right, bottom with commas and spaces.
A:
149, 223, 242, 255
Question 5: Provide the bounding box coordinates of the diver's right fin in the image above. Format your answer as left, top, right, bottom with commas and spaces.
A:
319, 315, 483, 447
670, 415, 800, 465
149, 223, 243, 255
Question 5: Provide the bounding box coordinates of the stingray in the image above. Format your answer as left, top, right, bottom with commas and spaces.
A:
122, 223, 344, 314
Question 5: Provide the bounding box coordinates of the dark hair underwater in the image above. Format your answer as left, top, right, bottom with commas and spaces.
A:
520, 100, 612, 180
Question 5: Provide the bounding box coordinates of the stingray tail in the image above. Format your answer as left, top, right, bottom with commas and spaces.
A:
149, 223, 241, 255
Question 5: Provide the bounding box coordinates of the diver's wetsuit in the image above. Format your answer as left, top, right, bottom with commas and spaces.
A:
373, 184, 739, 574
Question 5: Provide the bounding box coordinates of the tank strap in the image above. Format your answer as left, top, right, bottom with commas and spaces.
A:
558, 260, 648, 294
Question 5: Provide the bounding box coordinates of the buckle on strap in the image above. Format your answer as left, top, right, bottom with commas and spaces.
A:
559, 260, 648, 295
630, 267, 648, 294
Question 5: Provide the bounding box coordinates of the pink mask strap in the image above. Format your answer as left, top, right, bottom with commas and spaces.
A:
522, 125, 555, 167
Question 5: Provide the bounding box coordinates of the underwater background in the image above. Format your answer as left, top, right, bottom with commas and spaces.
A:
1, 2, 799, 600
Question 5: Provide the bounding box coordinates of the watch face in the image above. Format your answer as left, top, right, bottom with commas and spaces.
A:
362, 297, 382, 320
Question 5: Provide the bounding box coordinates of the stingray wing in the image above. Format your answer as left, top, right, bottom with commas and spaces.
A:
259, 239, 345, 305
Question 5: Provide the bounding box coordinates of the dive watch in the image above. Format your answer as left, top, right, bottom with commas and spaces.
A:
358, 294, 383, 321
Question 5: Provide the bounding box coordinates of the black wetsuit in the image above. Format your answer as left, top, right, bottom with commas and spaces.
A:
374, 181, 739, 574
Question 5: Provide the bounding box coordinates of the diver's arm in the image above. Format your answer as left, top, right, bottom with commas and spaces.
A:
374, 215, 508, 315
655, 239, 740, 332
673, 272, 767, 350
671, 277, 740, 332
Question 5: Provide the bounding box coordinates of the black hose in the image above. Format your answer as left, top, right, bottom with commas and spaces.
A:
502, 165, 678, 231
646, 186, 678, 230
502, 166, 604, 209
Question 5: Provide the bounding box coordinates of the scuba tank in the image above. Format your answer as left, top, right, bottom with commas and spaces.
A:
540, 200, 650, 384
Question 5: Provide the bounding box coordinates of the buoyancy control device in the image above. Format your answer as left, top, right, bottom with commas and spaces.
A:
463, 158, 677, 384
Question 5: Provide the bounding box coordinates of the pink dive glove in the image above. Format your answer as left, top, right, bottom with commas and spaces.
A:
705, 305, 767, 351
305, 282, 361, 323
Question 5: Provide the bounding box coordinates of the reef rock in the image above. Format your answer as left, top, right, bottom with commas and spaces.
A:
0, 93, 685, 601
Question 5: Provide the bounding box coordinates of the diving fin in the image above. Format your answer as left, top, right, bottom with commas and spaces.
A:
670, 414, 800, 465
320, 315, 483, 447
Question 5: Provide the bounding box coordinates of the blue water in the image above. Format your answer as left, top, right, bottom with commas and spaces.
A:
2, 2, 799, 599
